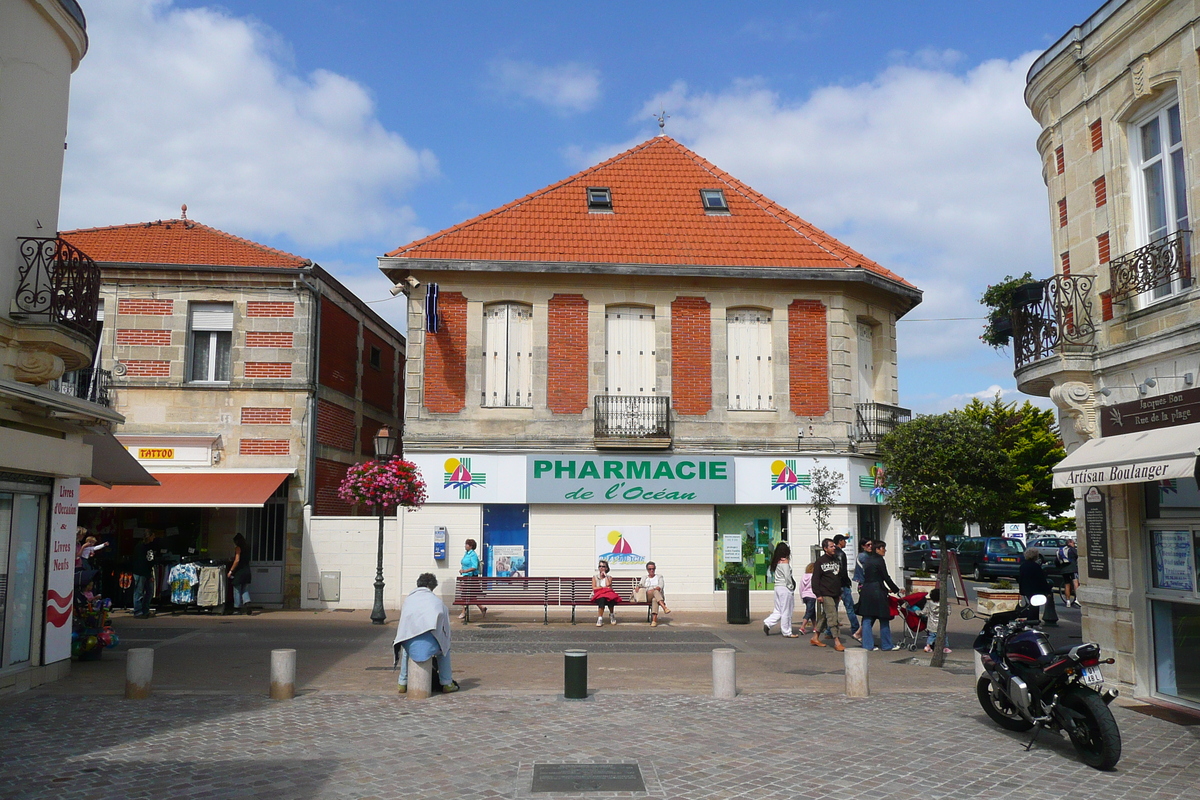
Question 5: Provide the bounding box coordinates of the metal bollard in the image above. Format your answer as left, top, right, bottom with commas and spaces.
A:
269, 648, 296, 700
125, 648, 154, 699
564, 649, 588, 699
712, 648, 737, 699
408, 657, 434, 699
844, 647, 869, 698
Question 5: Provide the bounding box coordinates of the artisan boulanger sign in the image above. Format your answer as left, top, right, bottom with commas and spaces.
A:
527, 456, 735, 503
1057, 462, 1174, 488
1100, 387, 1200, 436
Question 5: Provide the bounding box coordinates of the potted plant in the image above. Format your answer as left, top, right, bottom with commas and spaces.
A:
980, 272, 1036, 349
976, 577, 1020, 615
908, 569, 938, 594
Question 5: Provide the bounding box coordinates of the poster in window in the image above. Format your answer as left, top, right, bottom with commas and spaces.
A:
489, 545, 526, 577
595, 526, 650, 570
1152, 530, 1194, 592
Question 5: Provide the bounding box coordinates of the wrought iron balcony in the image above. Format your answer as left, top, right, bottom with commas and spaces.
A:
594, 395, 671, 448
51, 368, 113, 408
1109, 229, 1191, 302
14, 237, 101, 343
855, 402, 912, 444
1011, 275, 1096, 369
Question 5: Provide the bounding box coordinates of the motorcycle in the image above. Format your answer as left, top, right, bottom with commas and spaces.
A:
962, 594, 1122, 770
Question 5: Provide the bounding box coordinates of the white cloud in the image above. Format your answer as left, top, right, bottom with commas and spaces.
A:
637, 57, 1051, 373
60, 0, 436, 247
489, 59, 601, 114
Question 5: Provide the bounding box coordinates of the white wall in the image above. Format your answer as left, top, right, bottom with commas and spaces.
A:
399, 504, 482, 608
301, 509, 402, 610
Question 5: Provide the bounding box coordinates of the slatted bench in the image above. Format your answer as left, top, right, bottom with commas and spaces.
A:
454, 576, 652, 624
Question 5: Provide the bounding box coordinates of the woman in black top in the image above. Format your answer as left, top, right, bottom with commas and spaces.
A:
857, 541, 901, 651
229, 533, 252, 615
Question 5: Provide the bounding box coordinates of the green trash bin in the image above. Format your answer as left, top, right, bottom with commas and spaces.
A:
725, 573, 751, 624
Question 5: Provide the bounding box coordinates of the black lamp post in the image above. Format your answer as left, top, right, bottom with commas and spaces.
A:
370, 425, 398, 625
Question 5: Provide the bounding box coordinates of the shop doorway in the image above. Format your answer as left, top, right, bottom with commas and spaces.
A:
238, 478, 288, 604
482, 504, 528, 577
0, 490, 47, 667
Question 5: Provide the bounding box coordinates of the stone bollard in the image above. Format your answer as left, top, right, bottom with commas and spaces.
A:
712, 648, 737, 699
564, 650, 588, 699
269, 648, 296, 700
844, 647, 869, 698
125, 648, 154, 699
408, 657, 434, 700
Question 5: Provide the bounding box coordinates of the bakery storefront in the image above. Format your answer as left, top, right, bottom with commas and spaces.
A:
399, 452, 898, 609
1054, 394, 1200, 709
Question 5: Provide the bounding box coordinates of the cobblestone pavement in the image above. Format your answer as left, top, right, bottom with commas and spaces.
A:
2, 689, 1198, 799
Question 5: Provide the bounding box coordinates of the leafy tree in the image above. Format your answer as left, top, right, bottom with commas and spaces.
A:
960, 396, 1074, 533
879, 413, 1015, 667
806, 466, 845, 539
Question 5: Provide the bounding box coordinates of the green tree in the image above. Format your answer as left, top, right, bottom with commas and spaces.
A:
879, 412, 1015, 667
806, 466, 845, 539
960, 396, 1074, 533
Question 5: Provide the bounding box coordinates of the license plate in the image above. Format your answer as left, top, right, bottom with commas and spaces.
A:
1000, 557, 1017, 563
1082, 666, 1104, 686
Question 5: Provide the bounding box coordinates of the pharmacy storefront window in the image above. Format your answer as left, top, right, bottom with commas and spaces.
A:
1145, 479, 1200, 706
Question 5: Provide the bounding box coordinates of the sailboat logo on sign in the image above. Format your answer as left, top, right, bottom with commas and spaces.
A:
444, 457, 486, 499
770, 459, 809, 500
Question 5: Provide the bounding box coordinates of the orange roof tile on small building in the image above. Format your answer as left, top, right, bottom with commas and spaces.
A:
62, 219, 309, 268
386, 135, 911, 287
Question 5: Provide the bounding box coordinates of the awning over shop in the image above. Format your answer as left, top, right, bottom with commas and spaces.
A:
79, 471, 291, 507
1052, 422, 1200, 488
83, 432, 159, 488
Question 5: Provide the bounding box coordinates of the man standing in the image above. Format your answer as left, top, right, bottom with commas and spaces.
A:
1058, 538, 1080, 608
1018, 548, 1059, 626
394, 573, 459, 694
810, 539, 845, 651
131, 530, 158, 619
832, 534, 861, 641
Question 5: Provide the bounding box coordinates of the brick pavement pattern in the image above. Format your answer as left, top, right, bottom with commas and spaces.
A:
3, 690, 1197, 799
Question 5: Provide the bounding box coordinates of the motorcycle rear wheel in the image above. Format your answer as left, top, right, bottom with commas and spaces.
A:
1060, 688, 1121, 770
976, 675, 1033, 731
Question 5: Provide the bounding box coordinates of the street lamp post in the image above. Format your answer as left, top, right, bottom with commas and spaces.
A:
370, 425, 398, 625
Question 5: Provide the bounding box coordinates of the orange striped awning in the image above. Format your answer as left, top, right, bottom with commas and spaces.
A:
80, 471, 291, 507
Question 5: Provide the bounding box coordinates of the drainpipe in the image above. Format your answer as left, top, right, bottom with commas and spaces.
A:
298, 268, 321, 509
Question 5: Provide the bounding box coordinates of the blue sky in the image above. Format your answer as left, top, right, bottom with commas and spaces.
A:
60, 0, 1106, 413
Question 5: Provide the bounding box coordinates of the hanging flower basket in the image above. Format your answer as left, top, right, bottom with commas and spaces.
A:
337, 459, 427, 511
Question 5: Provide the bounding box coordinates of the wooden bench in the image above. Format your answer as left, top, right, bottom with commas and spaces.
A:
454, 576, 652, 624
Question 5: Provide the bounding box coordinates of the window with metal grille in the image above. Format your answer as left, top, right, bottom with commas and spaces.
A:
726, 308, 773, 410
1130, 97, 1189, 301
482, 302, 533, 407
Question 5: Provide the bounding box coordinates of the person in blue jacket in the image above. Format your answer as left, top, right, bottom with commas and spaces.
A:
457, 538, 487, 620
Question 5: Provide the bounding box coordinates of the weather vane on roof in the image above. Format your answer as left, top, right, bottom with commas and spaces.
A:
180, 203, 188, 220
655, 107, 670, 136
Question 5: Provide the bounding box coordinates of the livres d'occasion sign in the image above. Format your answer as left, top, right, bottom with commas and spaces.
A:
1100, 386, 1200, 436
527, 457, 735, 503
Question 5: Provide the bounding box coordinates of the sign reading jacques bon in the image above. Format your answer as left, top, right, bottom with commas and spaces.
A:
527, 456, 735, 504
1100, 386, 1200, 436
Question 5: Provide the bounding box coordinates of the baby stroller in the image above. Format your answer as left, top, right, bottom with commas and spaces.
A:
890, 592, 929, 651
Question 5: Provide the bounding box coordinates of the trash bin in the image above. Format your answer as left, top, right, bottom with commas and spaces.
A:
725, 573, 751, 624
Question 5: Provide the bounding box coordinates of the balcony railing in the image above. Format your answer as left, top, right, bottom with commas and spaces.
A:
1109, 229, 1191, 302
14, 237, 101, 343
1011, 275, 1096, 369
594, 395, 671, 445
50, 367, 113, 408
855, 402, 912, 444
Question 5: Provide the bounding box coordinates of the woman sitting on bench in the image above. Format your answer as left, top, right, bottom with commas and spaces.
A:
591, 560, 621, 626
640, 561, 671, 626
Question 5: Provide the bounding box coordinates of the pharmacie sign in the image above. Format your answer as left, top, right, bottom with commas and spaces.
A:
527, 456, 735, 503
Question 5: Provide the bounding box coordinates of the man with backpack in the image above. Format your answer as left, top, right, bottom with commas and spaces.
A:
1057, 539, 1079, 608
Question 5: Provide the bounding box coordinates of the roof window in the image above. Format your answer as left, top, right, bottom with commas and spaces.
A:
587, 187, 613, 211
701, 189, 729, 213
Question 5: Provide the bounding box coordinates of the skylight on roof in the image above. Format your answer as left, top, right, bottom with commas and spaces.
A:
701, 189, 729, 212
587, 187, 613, 211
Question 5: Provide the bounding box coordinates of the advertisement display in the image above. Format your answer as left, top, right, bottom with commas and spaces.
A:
734, 457, 852, 505
1152, 530, 1194, 592
596, 525, 651, 570
489, 544, 527, 577
530, 457, 734, 504
45, 478, 79, 664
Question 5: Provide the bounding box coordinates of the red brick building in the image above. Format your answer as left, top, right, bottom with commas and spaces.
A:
62, 215, 404, 606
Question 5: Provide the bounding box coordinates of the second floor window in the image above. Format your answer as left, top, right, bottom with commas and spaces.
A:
1132, 98, 1189, 301
727, 308, 772, 410
482, 302, 532, 407
189, 302, 233, 383
605, 305, 655, 395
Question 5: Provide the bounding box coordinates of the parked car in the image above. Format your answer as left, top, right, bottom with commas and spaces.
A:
954, 537, 1026, 581
1027, 535, 1071, 562
903, 543, 933, 571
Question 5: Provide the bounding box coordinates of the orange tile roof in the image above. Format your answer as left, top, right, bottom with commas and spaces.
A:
61, 218, 308, 268
386, 135, 910, 286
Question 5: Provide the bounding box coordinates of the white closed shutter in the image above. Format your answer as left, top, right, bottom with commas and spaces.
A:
857, 323, 875, 403
606, 305, 655, 395
727, 308, 772, 410
482, 303, 533, 407
190, 302, 234, 331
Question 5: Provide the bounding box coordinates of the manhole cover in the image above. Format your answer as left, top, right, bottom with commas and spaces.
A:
531, 763, 644, 793
477, 623, 513, 629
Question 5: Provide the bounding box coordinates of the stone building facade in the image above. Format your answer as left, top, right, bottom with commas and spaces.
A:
1020, 0, 1200, 710
63, 217, 404, 607
376, 136, 920, 609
